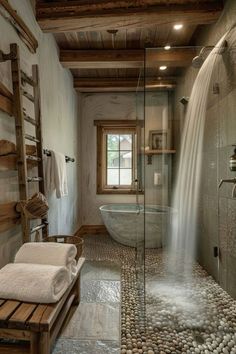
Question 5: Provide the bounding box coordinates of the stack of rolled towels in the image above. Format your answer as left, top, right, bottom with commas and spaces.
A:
0, 242, 77, 303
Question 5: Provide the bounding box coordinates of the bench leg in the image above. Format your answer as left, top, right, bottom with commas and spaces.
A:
30, 332, 40, 354
73, 274, 81, 306
39, 332, 50, 354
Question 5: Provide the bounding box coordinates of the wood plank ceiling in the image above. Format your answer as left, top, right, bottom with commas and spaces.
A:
35, 0, 224, 92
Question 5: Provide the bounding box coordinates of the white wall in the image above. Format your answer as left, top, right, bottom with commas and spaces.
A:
80, 91, 171, 225
0, 0, 80, 267
79, 93, 136, 225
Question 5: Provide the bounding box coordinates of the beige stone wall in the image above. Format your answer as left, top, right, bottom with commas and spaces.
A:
173, 0, 236, 297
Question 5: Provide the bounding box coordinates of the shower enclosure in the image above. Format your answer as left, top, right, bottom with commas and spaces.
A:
135, 35, 236, 342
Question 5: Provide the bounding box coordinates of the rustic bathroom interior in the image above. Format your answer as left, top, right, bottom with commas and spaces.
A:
0, 0, 236, 353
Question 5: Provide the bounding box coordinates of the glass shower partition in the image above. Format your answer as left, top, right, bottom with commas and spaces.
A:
139, 35, 236, 351
143, 46, 200, 349
135, 65, 146, 329
144, 48, 175, 253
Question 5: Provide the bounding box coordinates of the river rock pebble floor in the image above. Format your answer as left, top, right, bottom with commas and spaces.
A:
84, 234, 236, 354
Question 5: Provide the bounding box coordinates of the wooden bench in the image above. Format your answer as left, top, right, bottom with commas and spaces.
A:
0, 257, 85, 354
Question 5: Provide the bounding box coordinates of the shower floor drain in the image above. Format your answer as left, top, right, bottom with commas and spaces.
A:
194, 334, 205, 344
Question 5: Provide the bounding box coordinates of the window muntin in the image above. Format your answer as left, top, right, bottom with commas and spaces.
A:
95, 120, 139, 194
106, 133, 133, 187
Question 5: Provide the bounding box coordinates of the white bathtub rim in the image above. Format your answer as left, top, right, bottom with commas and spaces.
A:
99, 203, 172, 215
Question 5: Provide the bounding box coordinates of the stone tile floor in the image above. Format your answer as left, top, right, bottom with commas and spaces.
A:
53, 234, 236, 354
53, 259, 121, 354
144, 251, 236, 353
54, 339, 120, 354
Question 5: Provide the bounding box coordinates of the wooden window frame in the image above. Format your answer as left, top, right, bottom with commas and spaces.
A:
95, 120, 140, 195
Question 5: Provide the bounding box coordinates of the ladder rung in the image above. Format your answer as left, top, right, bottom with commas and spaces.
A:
21, 70, 36, 87
25, 134, 40, 143
26, 155, 41, 162
27, 177, 43, 182
23, 112, 38, 126
22, 90, 35, 102
30, 223, 46, 234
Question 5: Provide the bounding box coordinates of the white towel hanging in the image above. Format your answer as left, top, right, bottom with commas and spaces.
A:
45, 150, 68, 198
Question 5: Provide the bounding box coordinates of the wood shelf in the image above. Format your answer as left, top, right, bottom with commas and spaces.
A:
0, 201, 20, 233
0, 141, 38, 171
0, 154, 38, 171
145, 149, 176, 155
145, 149, 176, 165
0, 0, 38, 53
0, 154, 17, 171
0, 82, 13, 116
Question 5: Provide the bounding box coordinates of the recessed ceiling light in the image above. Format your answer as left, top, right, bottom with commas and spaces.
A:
164, 45, 171, 50
173, 23, 183, 30
159, 66, 167, 71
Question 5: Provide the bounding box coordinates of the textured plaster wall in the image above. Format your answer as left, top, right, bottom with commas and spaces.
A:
79, 91, 171, 225
0, 0, 80, 267
173, 0, 236, 298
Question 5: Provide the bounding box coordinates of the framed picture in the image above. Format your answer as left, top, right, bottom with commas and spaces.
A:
149, 130, 168, 150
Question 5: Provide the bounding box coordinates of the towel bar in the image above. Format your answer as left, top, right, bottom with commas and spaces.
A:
43, 149, 75, 163
30, 223, 47, 234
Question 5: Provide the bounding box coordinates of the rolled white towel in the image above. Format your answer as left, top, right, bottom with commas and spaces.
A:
15, 242, 77, 268
0, 263, 70, 303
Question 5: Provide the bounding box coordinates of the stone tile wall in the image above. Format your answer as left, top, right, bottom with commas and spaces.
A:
173, 0, 236, 298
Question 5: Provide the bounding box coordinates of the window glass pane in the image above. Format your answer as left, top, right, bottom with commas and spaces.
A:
120, 134, 132, 150
107, 151, 119, 168
105, 132, 133, 187
120, 151, 132, 168
120, 169, 132, 185
107, 134, 119, 150
107, 169, 119, 185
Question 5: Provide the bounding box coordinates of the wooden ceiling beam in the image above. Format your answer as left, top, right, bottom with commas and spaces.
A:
36, 1, 223, 33
61, 49, 143, 69
146, 48, 196, 67
61, 49, 195, 69
74, 77, 176, 92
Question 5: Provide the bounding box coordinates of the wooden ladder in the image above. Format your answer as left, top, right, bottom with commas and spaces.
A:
3, 43, 49, 242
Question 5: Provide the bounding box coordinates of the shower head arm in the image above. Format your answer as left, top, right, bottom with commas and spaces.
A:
192, 41, 228, 68
218, 177, 236, 188
199, 46, 214, 55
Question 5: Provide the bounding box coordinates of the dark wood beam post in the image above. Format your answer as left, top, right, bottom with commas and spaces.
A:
74, 77, 176, 92
60, 49, 144, 69
36, 1, 223, 33
60, 48, 196, 69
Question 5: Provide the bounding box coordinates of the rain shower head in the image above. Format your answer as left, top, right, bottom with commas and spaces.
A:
192, 46, 214, 68
191, 41, 228, 68
180, 96, 189, 105
192, 55, 204, 68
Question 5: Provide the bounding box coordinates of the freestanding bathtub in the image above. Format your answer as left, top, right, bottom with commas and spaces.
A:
99, 204, 171, 248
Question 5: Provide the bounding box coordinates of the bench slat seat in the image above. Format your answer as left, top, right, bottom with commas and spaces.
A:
0, 257, 85, 354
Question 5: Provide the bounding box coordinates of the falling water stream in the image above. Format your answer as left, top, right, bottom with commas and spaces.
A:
148, 33, 229, 325
168, 32, 228, 278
